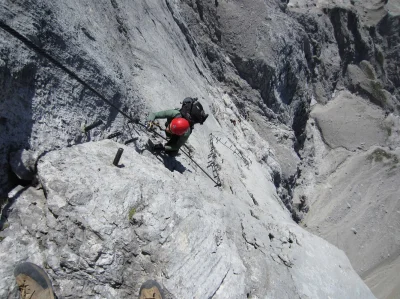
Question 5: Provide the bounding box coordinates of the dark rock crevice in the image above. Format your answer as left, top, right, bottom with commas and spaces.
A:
377, 13, 400, 101
0, 55, 36, 197
291, 11, 341, 100
165, 0, 201, 58
328, 8, 372, 74
229, 56, 276, 109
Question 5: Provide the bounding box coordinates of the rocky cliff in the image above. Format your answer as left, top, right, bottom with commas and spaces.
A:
0, 0, 399, 298
0, 140, 375, 298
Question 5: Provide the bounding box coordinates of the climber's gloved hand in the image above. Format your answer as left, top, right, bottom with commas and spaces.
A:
146, 121, 154, 131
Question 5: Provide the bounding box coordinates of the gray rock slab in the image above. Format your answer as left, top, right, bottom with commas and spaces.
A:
288, 0, 388, 27
364, 254, 400, 299
304, 146, 400, 298
0, 140, 375, 298
345, 64, 394, 110
311, 90, 388, 151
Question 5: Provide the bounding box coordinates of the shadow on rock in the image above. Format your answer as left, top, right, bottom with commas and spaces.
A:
0, 185, 29, 231
154, 152, 187, 174
0, 53, 36, 197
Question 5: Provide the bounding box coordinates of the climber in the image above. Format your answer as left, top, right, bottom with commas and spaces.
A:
13, 262, 166, 299
146, 97, 208, 156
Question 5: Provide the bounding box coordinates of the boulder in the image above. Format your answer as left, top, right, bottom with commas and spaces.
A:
9, 149, 37, 181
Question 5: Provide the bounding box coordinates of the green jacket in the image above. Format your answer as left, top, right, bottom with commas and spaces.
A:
147, 109, 192, 151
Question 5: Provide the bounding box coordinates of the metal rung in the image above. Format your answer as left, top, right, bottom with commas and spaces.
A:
107, 131, 122, 139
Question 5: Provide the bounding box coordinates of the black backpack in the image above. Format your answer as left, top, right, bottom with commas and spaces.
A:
179, 97, 208, 127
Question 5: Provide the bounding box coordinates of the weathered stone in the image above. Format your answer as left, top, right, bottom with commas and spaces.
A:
9, 149, 37, 181
311, 90, 388, 151
0, 140, 375, 298
1, 0, 400, 298
345, 64, 394, 110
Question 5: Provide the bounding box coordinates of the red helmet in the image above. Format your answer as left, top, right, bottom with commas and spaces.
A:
169, 118, 190, 135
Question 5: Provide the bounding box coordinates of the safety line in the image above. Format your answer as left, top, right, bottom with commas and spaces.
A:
0, 21, 221, 187
0, 21, 134, 121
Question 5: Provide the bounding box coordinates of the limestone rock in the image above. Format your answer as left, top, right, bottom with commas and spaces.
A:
304, 147, 400, 299
345, 64, 394, 110
311, 90, 388, 151
9, 149, 37, 181
1, 0, 400, 298
0, 140, 375, 298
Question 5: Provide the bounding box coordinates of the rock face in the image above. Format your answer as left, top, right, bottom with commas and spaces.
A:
287, 2, 400, 297
1, 0, 400, 298
303, 146, 400, 298
0, 140, 375, 298
311, 91, 389, 151
297, 91, 400, 298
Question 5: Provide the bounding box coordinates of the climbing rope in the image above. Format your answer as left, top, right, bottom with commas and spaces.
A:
0, 21, 221, 187
0, 21, 134, 122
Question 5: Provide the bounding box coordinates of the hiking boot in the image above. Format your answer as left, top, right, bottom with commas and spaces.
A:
153, 143, 165, 152
139, 280, 165, 299
165, 150, 179, 157
147, 139, 164, 153
14, 262, 55, 299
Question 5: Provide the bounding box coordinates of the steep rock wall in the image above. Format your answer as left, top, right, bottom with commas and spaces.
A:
288, 1, 400, 298
1, 0, 399, 298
